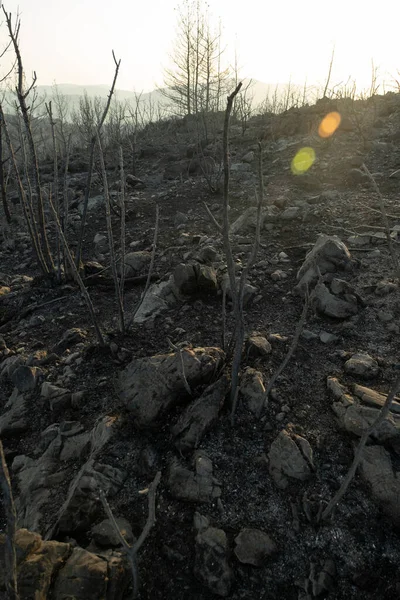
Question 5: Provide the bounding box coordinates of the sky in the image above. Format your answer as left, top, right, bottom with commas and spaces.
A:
1, 0, 400, 95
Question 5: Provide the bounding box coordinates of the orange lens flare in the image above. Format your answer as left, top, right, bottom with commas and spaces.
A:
318, 112, 341, 138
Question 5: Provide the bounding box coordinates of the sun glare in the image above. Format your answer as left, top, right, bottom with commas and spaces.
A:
291, 147, 316, 175
318, 112, 341, 138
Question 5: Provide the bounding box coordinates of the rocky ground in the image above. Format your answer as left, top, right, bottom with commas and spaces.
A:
1, 93, 400, 599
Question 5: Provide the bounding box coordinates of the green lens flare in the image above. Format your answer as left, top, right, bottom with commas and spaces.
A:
291, 147, 316, 175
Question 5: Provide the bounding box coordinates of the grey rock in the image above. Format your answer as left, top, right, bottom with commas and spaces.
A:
41, 382, 72, 411
194, 526, 234, 597
174, 211, 188, 226
319, 332, 339, 344
245, 334, 272, 358
240, 368, 266, 414
221, 274, 257, 306
242, 151, 255, 163
58, 462, 127, 534
132, 277, 178, 324
51, 328, 87, 354
280, 206, 300, 220
91, 518, 134, 547
234, 528, 277, 566
173, 377, 228, 453
122, 251, 151, 276
120, 346, 224, 427
358, 445, 400, 525
195, 245, 219, 264
197, 265, 218, 293
313, 282, 358, 319
269, 430, 314, 489
0, 388, 30, 436
344, 353, 379, 379
332, 393, 400, 446
296, 235, 352, 292
11, 365, 41, 392
167, 452, 221, 502
173, 263, 198, 294
0, 354, 25, 379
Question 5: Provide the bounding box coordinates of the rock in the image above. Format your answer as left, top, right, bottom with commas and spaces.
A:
375, 281, 397, 296
378, 310, 394, 322
167, 452, 221, 502
280, 206, 300, 220
353, 384, 400, 414
12, 417, 119, 535
344, 353, 379, 379
195, 245, 219, 264
329, 377, 400, 447
51, 328, 87, 354
194, 526, 234, 597
173, 263, 218, 295
91, 518, 134, 548
11, 365, 41, 392
119, 346, 224, 427
78, 194, 104, 214
270, 269, 287, 281
221, 274, 257, 306
41, 382, 72, 411
229, 206, 270, 234
296, 235, 352, 292
358, 445, 400, 525
132, 277, 178, 324
319, 332, 339, 344
172, 377, 228, 453
122, 251, 151, 276
234, 528, 277, 566
93, 233, 108, 253
52, 547, 107, 599
245, 334, 272, 358
0, 529, 70, 598
197, 265, 218, 293
173, 263, 198, 294
313, 282, 358, 319
242, 150, 255, 163
268, 430, 314, 489
0, 388, 30, 436
240, 368, 266, 414
174, 211, 188, 226
0, 354, 25, 380
348, 168, 368, 184
57, 462, 127, 535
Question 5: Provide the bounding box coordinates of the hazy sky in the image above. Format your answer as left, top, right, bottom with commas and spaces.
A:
1, 0, 400, 94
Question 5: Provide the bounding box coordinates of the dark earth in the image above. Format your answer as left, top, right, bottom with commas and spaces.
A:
1, 91, 400, 599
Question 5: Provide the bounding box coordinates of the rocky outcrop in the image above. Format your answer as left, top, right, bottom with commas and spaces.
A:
0, 529, 130, 599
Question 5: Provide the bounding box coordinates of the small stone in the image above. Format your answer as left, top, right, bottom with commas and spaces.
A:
319, 332, 339, 344
245, 334, 272, 358
270, 270, 287, 281
234, 528, 277, 566
91, 518, 134, 548
378, 310, 394, 322
344, 353, 379, 379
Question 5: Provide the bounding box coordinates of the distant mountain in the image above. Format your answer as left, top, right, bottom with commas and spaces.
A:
2, 79, 306, 120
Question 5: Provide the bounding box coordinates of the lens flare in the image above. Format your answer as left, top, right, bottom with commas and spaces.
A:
291, 147, 316, 175
318, 112, 341, 138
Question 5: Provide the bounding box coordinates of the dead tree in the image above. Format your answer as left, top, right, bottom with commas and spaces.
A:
75, 51, 121, 269
3, 6, 55, 274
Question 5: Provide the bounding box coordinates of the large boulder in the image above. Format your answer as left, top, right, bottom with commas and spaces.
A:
119, 346, 225, 427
